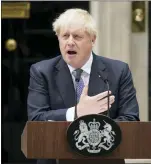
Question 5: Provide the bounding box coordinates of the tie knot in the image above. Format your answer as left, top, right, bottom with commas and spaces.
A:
72, 68, 83, 78
74, 69, 83, 82
75, 68, 83, 74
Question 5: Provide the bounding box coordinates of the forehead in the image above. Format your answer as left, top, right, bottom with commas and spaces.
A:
60, 23, 87, 34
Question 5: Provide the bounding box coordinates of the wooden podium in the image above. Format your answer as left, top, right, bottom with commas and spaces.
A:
21, 121, 151, 164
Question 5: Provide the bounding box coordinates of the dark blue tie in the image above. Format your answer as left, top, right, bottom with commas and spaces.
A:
74, 69, 85, 102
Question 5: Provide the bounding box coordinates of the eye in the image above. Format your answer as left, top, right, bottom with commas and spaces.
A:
62, 34, 69, 38
74, 35, 80, 38
74, 35, 82, 39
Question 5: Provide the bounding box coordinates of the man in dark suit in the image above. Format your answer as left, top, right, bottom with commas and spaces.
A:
27, 8, 139, 164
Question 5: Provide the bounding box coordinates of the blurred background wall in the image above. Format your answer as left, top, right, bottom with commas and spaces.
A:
90, 1, 149, 122
1, 1, 151, 164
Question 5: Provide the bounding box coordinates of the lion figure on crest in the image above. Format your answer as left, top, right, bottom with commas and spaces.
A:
73, 120, 89, 150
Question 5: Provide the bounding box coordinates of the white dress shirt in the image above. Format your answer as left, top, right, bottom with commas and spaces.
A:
66, 53, 93, 121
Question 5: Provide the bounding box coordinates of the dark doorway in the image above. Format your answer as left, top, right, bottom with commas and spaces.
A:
2, 2, 89, 163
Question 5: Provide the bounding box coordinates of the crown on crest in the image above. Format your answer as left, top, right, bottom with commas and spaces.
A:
88, 118, 100, 130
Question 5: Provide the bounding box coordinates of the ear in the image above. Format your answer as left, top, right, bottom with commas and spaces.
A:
91, 35, 96, 44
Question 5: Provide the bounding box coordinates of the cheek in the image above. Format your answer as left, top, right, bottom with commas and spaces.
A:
59, 41, 66, 50
80, 42, 92, 52
81, 39, 91, 47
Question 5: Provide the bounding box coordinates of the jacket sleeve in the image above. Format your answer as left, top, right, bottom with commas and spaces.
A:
115, 63, 140, 121
27, 64, 68, 121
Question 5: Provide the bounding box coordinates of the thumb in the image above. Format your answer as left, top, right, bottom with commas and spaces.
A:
81, 85, 88, 97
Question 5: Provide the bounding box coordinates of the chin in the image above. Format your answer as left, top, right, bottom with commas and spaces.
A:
63, 56, 82, 68
67, 61, 79, 68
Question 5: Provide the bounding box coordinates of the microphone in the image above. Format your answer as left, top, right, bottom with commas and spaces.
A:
97, 71, 110, 117
74, 69, 83, 119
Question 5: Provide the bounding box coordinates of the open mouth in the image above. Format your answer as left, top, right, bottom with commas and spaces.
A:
67, 51, 77, 55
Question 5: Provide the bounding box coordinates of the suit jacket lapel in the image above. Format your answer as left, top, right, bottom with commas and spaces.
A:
55, 58, 76, 108
88, 54, 109, 96
55, 54, 109, 108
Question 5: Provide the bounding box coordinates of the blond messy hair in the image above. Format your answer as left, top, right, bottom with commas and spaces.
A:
52, 8, 97, 37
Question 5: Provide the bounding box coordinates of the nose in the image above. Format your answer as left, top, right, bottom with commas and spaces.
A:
67, 35, 75, 47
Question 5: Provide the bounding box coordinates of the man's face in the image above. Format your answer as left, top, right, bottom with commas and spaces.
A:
58, 24, 95, 68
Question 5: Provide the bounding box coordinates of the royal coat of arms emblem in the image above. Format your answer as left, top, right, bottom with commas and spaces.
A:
67, 114, 121, 156
74, 119, 116, 153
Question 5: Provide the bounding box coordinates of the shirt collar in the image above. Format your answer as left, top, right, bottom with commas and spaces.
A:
67, 52, 93, 75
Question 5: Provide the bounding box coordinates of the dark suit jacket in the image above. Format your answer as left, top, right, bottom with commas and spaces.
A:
28, 53, 139, 122
27, 53, 139, 164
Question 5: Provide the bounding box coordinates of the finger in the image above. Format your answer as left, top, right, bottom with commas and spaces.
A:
93, 91, 112, 101
102, 104, 112, 109
100, 104, 112, 112
95, 105, 111, 114
109, 98, 115, 105
98, 96, 115, 106
99, 106, 109, 113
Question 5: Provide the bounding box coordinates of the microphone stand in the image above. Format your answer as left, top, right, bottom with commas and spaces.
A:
98, 74, 110, 117
74, 81, 78, 119
105, 79, 110, 117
